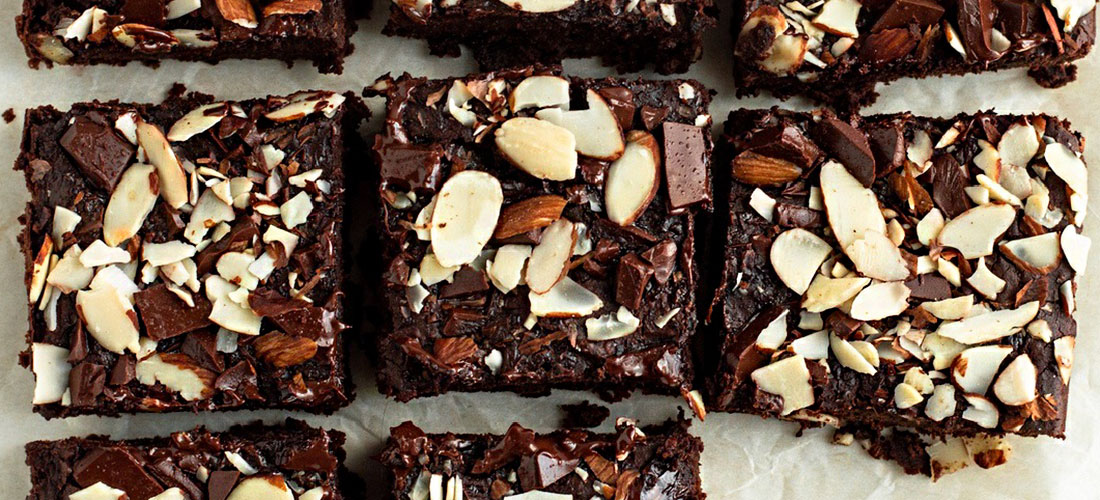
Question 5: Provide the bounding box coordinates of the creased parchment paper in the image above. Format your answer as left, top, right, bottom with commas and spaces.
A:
0, 3, 1097, 499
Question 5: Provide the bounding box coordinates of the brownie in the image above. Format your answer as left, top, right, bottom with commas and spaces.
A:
380, 418, 704, 499
732, 0, 1097, 109
17, 0, 353, 73
368, 67, 712, 410
17, 87, 362, 418
710, 108, 1087, 470
383, 0, 718, 74
25, 419, 349, 500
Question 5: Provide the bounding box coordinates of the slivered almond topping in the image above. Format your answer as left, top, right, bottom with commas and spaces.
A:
528, 276, 603, 317
103, 163, 159, 247
820, 160, 886, 250
751, 355, 814, 415
936, 203, 1016, 259
952, 345, 1011, 394
493, 195, 567, 240
137, 120, 189, 209
509, 75, 570, 111
430, 171, 503, 267
770, 228, 832, 295
992, 354, 1037, 405
605, 130, 661, 226
526, 218, 577, 294
999, 233, 1062, 273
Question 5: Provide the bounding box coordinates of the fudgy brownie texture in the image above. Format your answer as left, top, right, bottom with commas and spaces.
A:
380, 418, 705, 499
384, 0, 718, 74
709, 108, 1087, 477
368, 67, 712, 412
18, 87, 361, 418
25, 419, 349, 500
17, 0, 353, 73
732, 0, 1097, 109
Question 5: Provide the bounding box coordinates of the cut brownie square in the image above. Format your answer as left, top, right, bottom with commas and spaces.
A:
383, 0, 718, 74
710, 108, 1087, 472
17, 0, 353, 73
732, 0, 1096, 109
18, 88, 361, 418
380, 418, 704, 499
25, 419, 349, 500
368, 68, 712, 410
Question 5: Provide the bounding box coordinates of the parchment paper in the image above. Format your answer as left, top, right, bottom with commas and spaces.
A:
0, 3, 1097, 499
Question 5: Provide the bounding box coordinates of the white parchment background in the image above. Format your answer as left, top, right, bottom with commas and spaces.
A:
0, 2, 1096, 499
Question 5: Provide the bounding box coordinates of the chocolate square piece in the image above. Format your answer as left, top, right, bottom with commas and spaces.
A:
25, 419, 350, 500
17, 0, 353, 73
369, 68, 712, 408
711, 108, 1089, 477
380, 418, 704, 499
18, 89, 362, 418
731, 0, 1096, 109
384, 0, 718, 74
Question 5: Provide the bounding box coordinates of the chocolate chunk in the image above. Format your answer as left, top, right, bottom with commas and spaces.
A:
662, 122, 711, 210
580, 157, 609, 185
815, 117, 876, 186
207, 470, 241, 500
214, 361, 261, 400
872, 0, 945, 31
73, 448, 163, 500
929, 154, 971, 217
905, 275, 951, 300
867, 124, 907, 176
641, 240, 677, 284
110, 355, 136, 385
374, 136, 444, 194
68, 362, 105, 407
281, 435, 339, 472
181, 331, 224, 372
67, 323, 88, 363
59, 116, 135, 192
597, 87, 636, 130
776, 203, 825, 228
440, 266, 490, 298
121, 0, 167, 26
249, 288, 345, 344
195, 217, 259, 275
616, 253, 654, 311
518, 451, 580, 490
472, 423, 536, 474
149, 459, 203, 500
134, 284, 213, 340
640, 105, 669, 131
958, 0, 1000, 61
727, 308, 786, 385
999, 0, 1040, 39
861, 27, 920, 64
746, 125, 821, 168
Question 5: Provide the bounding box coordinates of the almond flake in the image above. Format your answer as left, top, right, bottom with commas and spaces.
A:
184, 188, 235, 243
447, 81, 477, 127
1051, 0, 1095, 31
280, 191, 314, 229
916, 208, 944, 246
264, 91, 345, 122
31, 343, 70, 404
605, 131, 660, 225
998, 122, 1039, 168
1044, 141, 1089, 196
962, 394, 1000, 428
104, 163, 159, 246
526, 219, 577, 294
28, 237, 53, 303
952, 345, 1011, 394
70, 483, 126, 500
217, 252, 259, 290
848, 281, 910, 321
488, 244, 531, 293
136, 353, 214, 401
845, 230, 910, 281
167, 0, 202, 19
206, 276, 262, 335
528, 276, 603, 317
47, 245, 94, 293
755, 310, 789, 350
79, 239, 131, 267
771, 228, 832, 294
937, 301, 1038, 344
921, 295, 973, 320
498, 0, 578, 13
749, 188, 777, 221
1053, 336, 1074, 384
999, 232, 1061, 273
90, 265, 139, 299
967, 257, 1005, 299
224, 476, 294, 500
790, 330, 829, 359
535, 89, 624, 160
894, 382, 923, 409
802, 275, 869, 313
509, 76, 570, 112
762, 33, 808, 74
820, 160, 886, 250
137, 121, 189, 209
831, 332, 876, 375
76, 287, 141, 354
430, 171, 503, 267
1059, 225, 1090, 275
51, 206, 82, 245
167, 102, 228, 142
992, 354, 1037, 405
751, 355, 814, 415
925, 383, 958, 422
935, 203, 1016, 259
812, 0, 861, 37
928, 437, 969, 481
585, 306, 641, 341
907, 129, 933, 168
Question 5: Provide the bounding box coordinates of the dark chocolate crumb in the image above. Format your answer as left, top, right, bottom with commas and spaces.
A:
560, 401, 611, 428
3, 108, 14, 123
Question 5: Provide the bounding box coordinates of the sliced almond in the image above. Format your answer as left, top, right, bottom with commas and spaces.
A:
264, 91, 345, 122
812, 0, 862, 37
28, 237, 53, 303
184, 188, 235, 244
937, 301, 1038, 344
820, 160, 886, 250
790, 330, 829, 359
535, 89, 624, 160
921, 295, 973, 320
528, 276, 603, 317
263, 0, 323, 16
495, 117, 578, 180
280, 191, 313, 229
952, 345, 1011, 394
167, 102, 228, 142
1044, 141, 1088, 196
925, 383, 958, 422
761, 33, 808, 74
928, 437, 970, 481
509, 75, 570, 111
499, 0, 578, 12
136, 353, 214, 401
430, 171, 503, 267
916, 208, 945, 246
103, 163, 159, 247
962, 394, 1000, 429
526, 218, 577, 294
585, 306, 641, 341
488, 245, 532, 293
831, 332, 876, 375
845, 230, 910, 281
494, 195, 567, 240
172, 28, 217, 48
167, 0, 202, 19
755, 310, 789, 350
770, 228, 832, 295
964, 434, 1012, 469
143, 241, 197, 267
967, 257, 1006, 299
992, 354, 1037, 405
1053, 336, 1074, 384
46, 245, 93, 293
79, 240, 132, 267
999, 232, 1061, 273
31, 343, 70, 404
215, 0, 258, 28
894, 382, 924, 409
848, 281, 910, 321
998, 122, 1039, 168
605, 130, 661, 225
749, 188, 776, 221
70, 482, 126, 500
907, 129, 933, 167
446, 81, 477, 127
751, 355, 814, 415
76, 287, 141, 354
1060, 226, 1090, 274
936, 203, 1016, 259
802, 275, 869, 312
137, 121, 188, 209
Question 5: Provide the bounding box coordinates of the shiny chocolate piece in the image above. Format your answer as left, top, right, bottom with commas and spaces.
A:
664, 122, 712, 210
872, 0, 946, 31
746, 125, 822, 168
381, 419, 704, 499
616, 253, 655, 312
134, 284, 213, 341
59, 116, 134, 191
26, 420, 348, 500
814, 117, 876, 186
